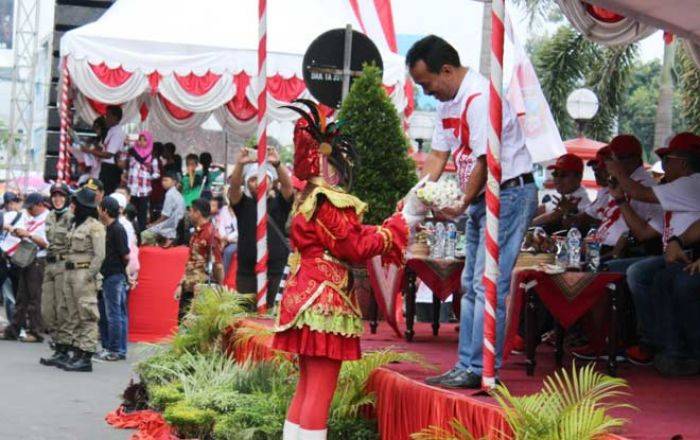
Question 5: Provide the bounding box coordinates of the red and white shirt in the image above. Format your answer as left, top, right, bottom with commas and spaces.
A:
126, 155, 160, 197
543, 186, 592, 214
431, 69, 532, 189
649, 173, 700, 248
589, 167, 662, 246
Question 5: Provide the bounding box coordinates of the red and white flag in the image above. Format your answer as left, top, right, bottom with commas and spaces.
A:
504, 14, 566, 163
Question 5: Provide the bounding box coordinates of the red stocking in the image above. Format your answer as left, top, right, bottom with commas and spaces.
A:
286, 356, 311, 424
298, 355, 342, 430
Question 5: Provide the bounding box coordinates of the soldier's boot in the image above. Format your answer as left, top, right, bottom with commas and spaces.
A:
62, 349, 93, 372
55, 346, 78, 370
40, 344, 70, 367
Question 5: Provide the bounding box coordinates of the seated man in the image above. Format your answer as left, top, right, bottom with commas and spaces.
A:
606, 132, 700, 366
594, 135, 662, 268
533, 153, 591, 233
141, 171, 185, 247
655, 218, 700, 376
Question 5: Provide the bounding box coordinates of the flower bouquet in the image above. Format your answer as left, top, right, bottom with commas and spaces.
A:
416, 179, 464, 212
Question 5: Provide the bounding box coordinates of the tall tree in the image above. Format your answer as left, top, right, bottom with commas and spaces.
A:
530, 25, 636, 141
678, 43, 700, 133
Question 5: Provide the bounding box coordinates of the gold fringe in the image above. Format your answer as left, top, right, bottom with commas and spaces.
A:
297, 182, 368, 221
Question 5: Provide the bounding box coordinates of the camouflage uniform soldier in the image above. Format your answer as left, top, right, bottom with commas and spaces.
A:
58, 187, 105, 373
39, 183, 74, 367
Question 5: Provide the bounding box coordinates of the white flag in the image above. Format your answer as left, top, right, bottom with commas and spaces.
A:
505, 15, 567, 164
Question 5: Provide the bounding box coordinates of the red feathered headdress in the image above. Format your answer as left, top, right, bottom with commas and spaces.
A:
283, 99, 357, 187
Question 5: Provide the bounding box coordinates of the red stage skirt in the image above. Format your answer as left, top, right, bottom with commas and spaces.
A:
272, 325, 361, 361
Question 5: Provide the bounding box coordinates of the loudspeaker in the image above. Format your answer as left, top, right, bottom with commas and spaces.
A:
43, 0, 114, 181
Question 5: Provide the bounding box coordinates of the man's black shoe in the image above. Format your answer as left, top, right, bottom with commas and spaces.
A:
40, 344, 69, 367
56, 347, 79, 370
62, 349, 93, 372
0, 328, 18, 341
440, 370, 483, 389
425, 368, 460, 386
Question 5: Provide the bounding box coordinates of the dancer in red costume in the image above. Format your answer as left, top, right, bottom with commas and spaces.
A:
272, 101, 422, 440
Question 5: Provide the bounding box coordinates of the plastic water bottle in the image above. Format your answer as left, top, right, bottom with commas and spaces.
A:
455, 231, 466, 258
433, 222, 446, 259
585, 229, 601, 272
566, 227, 582, 268
555, 236, 568, 268
423, 221, 435, 252
445, 223, 457, 260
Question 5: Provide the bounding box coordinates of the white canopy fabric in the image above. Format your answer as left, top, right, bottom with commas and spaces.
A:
59, 0, 407, 132
585, 0, 700, 45
556, 0, 657, 46
558, 0, 700, 68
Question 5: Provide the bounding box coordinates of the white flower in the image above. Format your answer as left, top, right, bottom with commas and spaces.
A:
416, 180, 463, 211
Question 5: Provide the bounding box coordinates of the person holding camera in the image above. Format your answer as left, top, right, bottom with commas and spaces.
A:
1, 193, 49, 343
228, 146, 293, 308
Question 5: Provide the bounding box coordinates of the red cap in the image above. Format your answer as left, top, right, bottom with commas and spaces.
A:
607, 134, 642, 158
547, 153, 584, 174
655, 132, 700, 157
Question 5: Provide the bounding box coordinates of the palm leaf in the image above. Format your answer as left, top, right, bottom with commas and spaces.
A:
493, 363, 632, 440
331, 348, 432, 420
174, 285, 251, 354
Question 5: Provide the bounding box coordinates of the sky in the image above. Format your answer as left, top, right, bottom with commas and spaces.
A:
391, 0, 665, 65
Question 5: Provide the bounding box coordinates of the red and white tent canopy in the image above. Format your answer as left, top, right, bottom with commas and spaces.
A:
557, 0, 700, 68
59, 0, 408, 136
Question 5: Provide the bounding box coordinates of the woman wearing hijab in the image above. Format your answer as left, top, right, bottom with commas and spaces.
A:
125, 131, 160, 233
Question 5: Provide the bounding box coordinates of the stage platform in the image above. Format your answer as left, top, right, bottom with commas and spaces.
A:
234, 319, 698, 440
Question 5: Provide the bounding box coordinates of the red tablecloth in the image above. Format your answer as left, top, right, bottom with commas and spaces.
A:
504, 269, 624, 358
406, 257, 464, 301
128, 246, 188, 342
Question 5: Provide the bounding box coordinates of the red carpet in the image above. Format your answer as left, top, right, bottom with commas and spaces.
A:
362, 322, 699, 440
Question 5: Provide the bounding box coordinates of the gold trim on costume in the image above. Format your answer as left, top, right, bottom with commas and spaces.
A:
297, 180, 368, 221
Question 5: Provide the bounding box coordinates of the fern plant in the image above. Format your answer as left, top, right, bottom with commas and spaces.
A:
173, 285, 252, 354
411, 364, 631, 440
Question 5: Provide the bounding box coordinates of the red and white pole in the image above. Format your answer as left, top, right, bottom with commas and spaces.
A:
57, 57, 72, 183
255, 0, 269, 313
483, 0, 505, 390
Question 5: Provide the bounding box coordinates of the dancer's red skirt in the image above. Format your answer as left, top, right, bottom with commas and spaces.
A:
272, 325, 361, 361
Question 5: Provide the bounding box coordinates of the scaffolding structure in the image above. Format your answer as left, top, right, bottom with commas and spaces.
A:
7, 0, 41, 186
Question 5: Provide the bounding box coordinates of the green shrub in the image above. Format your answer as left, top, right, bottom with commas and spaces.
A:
135, 346, 184, 386
328, 417, 379, 440
188, 389, 242, 414
213, 413, 270, 440
148, 382, 184, 411
163, 401, 218, 439
337, 64, 417, 225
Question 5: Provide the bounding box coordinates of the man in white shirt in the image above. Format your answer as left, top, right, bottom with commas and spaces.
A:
533, 153, 592, 232
1, 193, 49, 342
407, 35, 537, 388
606, 132, 700, 367
83, 106, 126, 195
